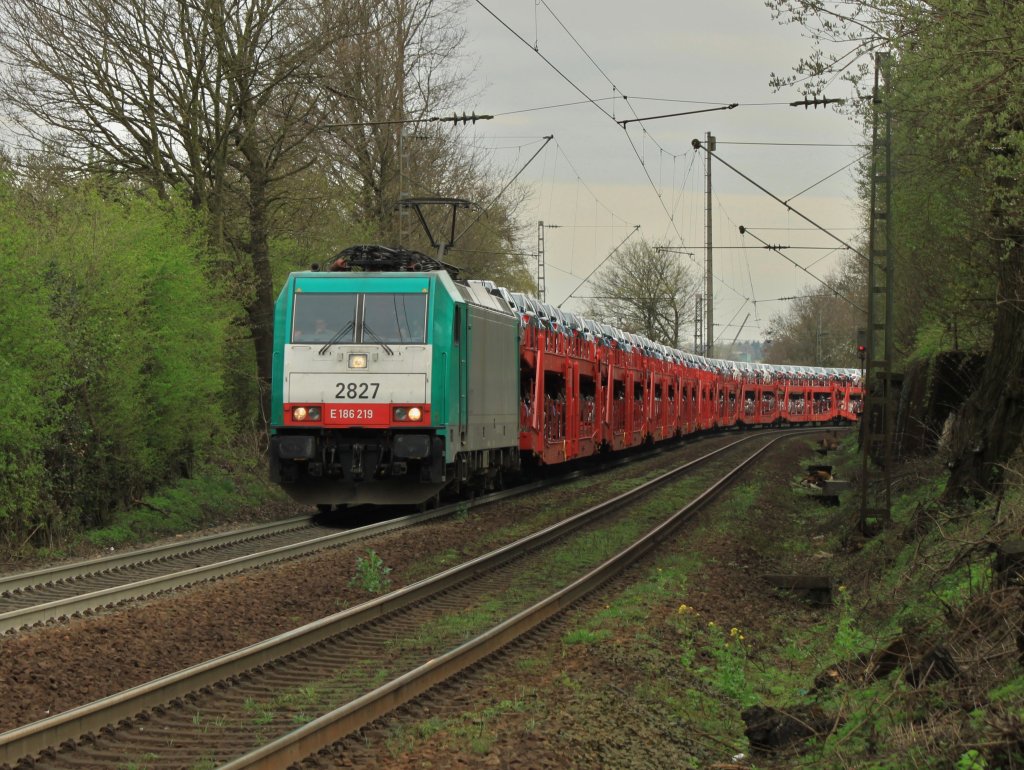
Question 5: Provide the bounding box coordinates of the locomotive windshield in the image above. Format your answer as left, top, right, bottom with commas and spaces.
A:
291, 292, 427, 344
363, 293, 427, 343
292, 293, 357, 343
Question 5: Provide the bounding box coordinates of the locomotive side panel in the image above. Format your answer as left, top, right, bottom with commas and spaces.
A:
465, 303, 520, 450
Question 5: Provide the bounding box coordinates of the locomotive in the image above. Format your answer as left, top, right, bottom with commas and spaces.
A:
269, 245, 862, 507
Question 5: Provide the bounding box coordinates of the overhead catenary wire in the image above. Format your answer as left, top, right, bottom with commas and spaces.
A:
739, 226, 865, 313
474, 0, 753, 306
699, 141, 868, 263
557, 226, 641, 307
453, 135, 554, 245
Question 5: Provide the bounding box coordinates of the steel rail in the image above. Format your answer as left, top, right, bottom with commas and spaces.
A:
0, 429, 825, 767
0, 500, 471, 635
0, 515, 314, 592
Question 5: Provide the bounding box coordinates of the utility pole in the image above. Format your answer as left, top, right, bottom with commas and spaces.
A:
859, 52, 896, 532
537, 221, 547, 302
694, 293, 703, 354
704, 132, 715, 357
398, 128, 411, 247
691, 133, 716, 356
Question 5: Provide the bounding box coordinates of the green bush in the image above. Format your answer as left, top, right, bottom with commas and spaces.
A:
0, 178, 236, 548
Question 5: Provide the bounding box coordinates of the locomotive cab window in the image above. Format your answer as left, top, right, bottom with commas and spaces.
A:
362, 293, 428, 344
292, 293, 357, 343
291, 292, 427, 345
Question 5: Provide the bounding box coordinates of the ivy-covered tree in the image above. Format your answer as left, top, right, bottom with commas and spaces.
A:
766, 0, 1024, 501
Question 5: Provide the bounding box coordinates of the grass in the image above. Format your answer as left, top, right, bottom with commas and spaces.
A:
82, 461, 283, 550
117, 754, 159, 770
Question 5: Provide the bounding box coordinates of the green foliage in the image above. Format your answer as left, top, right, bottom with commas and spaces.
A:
956, 749, 987, 770
0, 178, 236, 547
84, 463, 271, 548
988, 675, 1024, 706
349, 549, 393, 594
765, 0, 1024, 368
832, 585, 871, 659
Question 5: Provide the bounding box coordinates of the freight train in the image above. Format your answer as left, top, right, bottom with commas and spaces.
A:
269, 245, 862, 507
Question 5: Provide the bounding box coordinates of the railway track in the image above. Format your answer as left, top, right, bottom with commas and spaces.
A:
0, 492, 539, 635
0, 430, 729, 636
0, 429, 823, 770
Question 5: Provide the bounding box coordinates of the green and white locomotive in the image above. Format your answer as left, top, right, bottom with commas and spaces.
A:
269, 246, 521, 507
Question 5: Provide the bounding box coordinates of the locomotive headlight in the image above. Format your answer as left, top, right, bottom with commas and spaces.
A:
407, 407, 422, 421
291, 406, 321, 422
393, 407, 408, 421
349, 354, 367, 369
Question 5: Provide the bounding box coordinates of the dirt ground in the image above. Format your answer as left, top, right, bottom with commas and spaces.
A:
0, 433, 837, 768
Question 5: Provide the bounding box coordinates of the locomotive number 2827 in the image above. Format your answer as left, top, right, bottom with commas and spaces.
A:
335, 382, 380, 399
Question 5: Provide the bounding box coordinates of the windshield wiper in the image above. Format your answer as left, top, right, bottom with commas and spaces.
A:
318, 320, 355, 356
362, 323, 394, 355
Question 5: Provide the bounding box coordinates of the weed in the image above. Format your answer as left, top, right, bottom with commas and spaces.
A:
832, 585, 871, 659
247, 702, 276, 725
118, 753, 160, 770
561, 628, 611, 646
701, 624, 757, 707
385, 724, 415, 757
349, 549, 392, 594
469, 734, 494, 754
516, 656, 545, 672
560, 673, 583, 693
417, 717, 445, 738
956, 749, 987, 770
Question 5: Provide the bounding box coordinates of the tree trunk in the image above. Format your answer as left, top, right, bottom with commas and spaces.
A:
246, 174, 275, 429
943, 232, 1024, 502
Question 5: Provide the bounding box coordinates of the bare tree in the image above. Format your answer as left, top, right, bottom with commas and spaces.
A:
0, 0, 510, 421
763, 258, 866, 368
302, 0, 534, 290
312, 0, 468, 240
583, 241, 698, 348
0, 0, 343, 416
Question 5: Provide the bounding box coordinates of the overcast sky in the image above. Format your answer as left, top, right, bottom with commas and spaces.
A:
457, 0, 865, 347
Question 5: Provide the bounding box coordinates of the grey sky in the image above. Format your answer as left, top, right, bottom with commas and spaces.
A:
460, 0, 864, 346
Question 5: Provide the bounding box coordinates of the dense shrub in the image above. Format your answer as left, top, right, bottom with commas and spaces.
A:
0, 180, 232, 545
